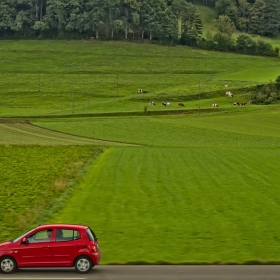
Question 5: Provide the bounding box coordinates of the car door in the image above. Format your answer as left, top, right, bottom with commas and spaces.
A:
18, 229, 53, 267
52, 228, 82, 266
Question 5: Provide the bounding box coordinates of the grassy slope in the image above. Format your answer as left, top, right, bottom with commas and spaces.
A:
0, 41, 279, 117
49, 147, 280, 263
194, 0, 218, 35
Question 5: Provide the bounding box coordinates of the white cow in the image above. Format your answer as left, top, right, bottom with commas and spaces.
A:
226, 91, 233, 97
212, 103, 218, 107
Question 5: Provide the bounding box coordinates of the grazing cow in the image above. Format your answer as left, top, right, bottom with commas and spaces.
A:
138, 89, 148, 93
249, 100, 254, 104
178, 102, 184, 107
233, 102, 239, 106
212, 103, 218, 107
162, 102, 167, 107
240, 102, 246, 106
149, 101, 155, 106
226, 91, 233, 97
167, 102, 171, 106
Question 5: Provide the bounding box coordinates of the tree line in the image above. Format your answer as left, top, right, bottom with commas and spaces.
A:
0, 0, 203, 42
0, 0, 279, 57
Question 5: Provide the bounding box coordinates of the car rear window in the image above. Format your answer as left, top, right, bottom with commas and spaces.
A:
86, 228, 97, 241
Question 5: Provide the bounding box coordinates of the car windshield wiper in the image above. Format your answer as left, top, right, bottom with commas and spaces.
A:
9, 239, 15, 243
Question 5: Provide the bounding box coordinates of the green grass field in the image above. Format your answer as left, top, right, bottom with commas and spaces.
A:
48, 147, 280, 263
1, 40, 280, 264
33, 108, 280, 147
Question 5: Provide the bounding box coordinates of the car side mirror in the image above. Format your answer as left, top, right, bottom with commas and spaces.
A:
21, 237, 29, 244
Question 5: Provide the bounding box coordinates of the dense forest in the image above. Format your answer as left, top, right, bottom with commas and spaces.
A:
0, 0, 279, 56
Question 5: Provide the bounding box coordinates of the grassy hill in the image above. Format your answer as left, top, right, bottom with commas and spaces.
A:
0, 40, 279, 117
194, 0, 218, 35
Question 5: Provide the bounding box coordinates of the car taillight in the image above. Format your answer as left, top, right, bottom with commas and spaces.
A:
90, 241, 98, 253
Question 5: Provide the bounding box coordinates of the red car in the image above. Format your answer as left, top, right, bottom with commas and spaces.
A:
0, 224, 101, 274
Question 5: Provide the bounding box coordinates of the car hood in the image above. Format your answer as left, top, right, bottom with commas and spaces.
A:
0, 241, 13, 249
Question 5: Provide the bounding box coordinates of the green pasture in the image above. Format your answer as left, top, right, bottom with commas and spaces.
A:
0, 40, 279, 117
216, 66, 280, 83
0, 146, 101, 242
48, 147, 280, 263
33, 108, 280, 147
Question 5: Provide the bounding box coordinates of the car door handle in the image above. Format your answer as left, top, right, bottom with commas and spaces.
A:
43, 246, 50, 248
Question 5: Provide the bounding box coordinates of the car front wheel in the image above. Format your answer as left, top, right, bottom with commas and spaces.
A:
0, 257, 17, 274
74, 256, 93, 274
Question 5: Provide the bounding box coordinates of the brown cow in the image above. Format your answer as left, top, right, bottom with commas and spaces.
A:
178, 103, 184, 107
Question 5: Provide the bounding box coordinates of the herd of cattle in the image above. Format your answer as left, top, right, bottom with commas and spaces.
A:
139, 86, 253, 108
149, 101, 185, 107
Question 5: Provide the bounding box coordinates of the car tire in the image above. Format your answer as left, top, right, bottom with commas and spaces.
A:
0, 257, 17, 274
74, 256, 93, 274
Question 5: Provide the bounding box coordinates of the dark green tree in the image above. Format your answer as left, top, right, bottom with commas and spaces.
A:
249, 0, 266, 35
215, 15, 236, 36
236, 33, 257, 54
0, 1, 16, 37
263, 0, 280, 37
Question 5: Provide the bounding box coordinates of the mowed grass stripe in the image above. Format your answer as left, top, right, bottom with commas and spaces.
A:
0, 122, 130, 146
35, 111, 280, 147
154, 110, 280, 138
49, 147, 280, 263
0, 123, 93, 145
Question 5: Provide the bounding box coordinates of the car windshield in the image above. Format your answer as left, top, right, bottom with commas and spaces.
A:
12, 228, 36, 243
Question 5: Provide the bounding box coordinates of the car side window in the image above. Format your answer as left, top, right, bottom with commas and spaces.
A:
27, 229, 53, 243
55, 229, 80, 242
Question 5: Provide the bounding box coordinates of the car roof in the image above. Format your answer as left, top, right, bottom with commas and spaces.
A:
36, 224, 88, 230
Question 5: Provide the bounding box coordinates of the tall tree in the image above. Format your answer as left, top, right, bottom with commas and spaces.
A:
249, 0, 266, 35
171, 0, 193, 39
263, 0, 280, 37
103, 0, 121, 38
0, 1, 16, 36
83, 0, 107, 38
215, 14, 236, 36
236, 0, 250, 32
120, 0, 139, 39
